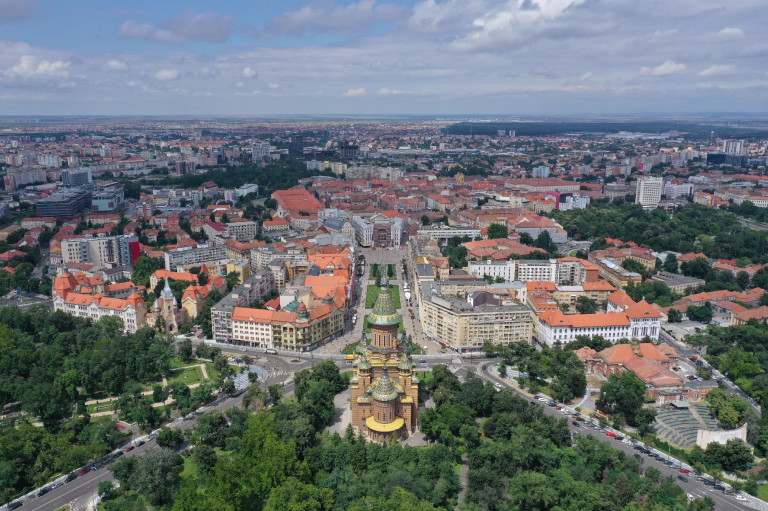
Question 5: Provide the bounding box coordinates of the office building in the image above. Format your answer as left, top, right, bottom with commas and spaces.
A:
635, 176, 663, 208
36, 190, 92, 217
338, 140, 359, 160
289, 135, 304, 158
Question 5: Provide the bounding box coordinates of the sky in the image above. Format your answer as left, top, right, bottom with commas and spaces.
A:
0, 0, 766, 116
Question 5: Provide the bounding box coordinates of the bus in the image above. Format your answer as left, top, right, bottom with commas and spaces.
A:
265, 348, 277, 355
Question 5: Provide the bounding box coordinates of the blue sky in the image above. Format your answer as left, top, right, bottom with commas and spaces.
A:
0, 0, 766, 115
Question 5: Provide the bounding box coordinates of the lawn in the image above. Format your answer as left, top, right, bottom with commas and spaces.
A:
369, 264, 396, 281
87, 401, 116, 414
180, 454, 200, 480
365, 285, 402, 309
167, 366, 204, 386
757, 484, 768, 502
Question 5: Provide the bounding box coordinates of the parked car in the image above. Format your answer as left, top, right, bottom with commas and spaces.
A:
678, 475, 689, 482
634, 454, 643, 460
572, 421, 580, 427
65, 472, 77, 483
136, 440, 145, 447
51, 481, 63, 489
680, 468, 691, 474
8, 501, 22, 510
37, 487, 50, 497
124, 445, 135, 452
78, 467, 90, 476
606, 432, 616, 437
736, 495, 748, 501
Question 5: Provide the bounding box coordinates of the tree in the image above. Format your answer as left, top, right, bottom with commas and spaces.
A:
575, 296, 599, 314
688, 303, 713, 323
421, 215, 431, 226
156, 426, 185, 449
263, 477, 332, 511
268, 383, 283, 405
681, 257, 711, 279
193, 444, 218, 473
662, 254, 678, 273
222, 379, 236, 396
125, 447, 183, 506
177, 339, 194, 362
667, 308, 683, 323
596, 371, 646, 427
736, 270, 751, 290
487, 223, 508, 239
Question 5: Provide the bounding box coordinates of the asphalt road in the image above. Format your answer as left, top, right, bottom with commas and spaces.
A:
16, 354, 308, 511
476, 364, 757, 511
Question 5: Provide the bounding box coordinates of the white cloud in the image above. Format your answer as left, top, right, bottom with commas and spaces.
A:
641, 60, 686, 76
343, 87, 367, 96
118, 9, 234, 44
154, 68, 179, 81
259, 0, 409, 37
699, 64, 736, 77
7, 55, 70, 77
103, 59, 128, 71
241, 66, 257, 78
0, 0, 37, 21
718, 26, 744, 38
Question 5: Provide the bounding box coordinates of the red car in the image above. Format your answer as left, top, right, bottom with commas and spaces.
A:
680, 468, 691, 474
124, 445, 135, 452
78, 467, 91, 476
606, 432, 616, 437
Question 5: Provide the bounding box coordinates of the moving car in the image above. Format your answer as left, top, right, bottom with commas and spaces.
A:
677, 475, 689, 482
679, 468, 691, 474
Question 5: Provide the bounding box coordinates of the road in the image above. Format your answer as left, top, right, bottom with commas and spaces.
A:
738, 218, 768, 231
15, 353, 310, 511
473, 363, 759, 511
660, 330, 761, 416
14, 349, 761, 511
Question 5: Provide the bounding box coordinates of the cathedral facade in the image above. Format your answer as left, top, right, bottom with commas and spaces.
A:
350, 276, 419, 442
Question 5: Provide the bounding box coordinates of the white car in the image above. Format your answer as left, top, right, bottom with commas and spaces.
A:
736, 495, 747, 501
537, 397, 548, 403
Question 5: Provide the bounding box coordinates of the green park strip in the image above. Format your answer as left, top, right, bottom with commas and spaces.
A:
365, 285, 401, 309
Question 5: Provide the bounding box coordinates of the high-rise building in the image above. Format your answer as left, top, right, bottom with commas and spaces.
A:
62, 168, 92, 187
289, 135, 304, 159
635, 176, 663, 208
252, 141, 271, 164
61, 234, 140, 268
338, 140, 359, 160
722, 139, 744, 155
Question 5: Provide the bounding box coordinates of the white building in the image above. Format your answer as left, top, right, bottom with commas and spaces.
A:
252, 141, 271, 164
635, 177, 663, 208
532, 165, 550, 178
516, 259, 558, 282
61, 234, 138, 268
722, 139, 744, 155
468, 260, 517, 282
537, 300, 662, 347
225, 219, 258, 242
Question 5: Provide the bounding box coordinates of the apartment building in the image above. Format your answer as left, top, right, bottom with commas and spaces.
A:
61, 234, 139, 268
229, 302, 344, 351
420, 292, 535, 352
164, 244, 227, 271
635, 176, 663, 208
225, 219, 258, 242
516, 259, 558, 282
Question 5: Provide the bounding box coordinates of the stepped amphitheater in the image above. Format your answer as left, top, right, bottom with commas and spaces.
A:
651, 403, 721, 448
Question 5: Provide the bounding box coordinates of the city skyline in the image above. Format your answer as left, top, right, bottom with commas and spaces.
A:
0, 0, 767, 115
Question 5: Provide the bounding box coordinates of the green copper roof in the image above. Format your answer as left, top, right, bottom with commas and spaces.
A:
397, 356, 413, 372
371, 367, 399, 402
358, 354, 372, 371
368, 279, 402, 327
